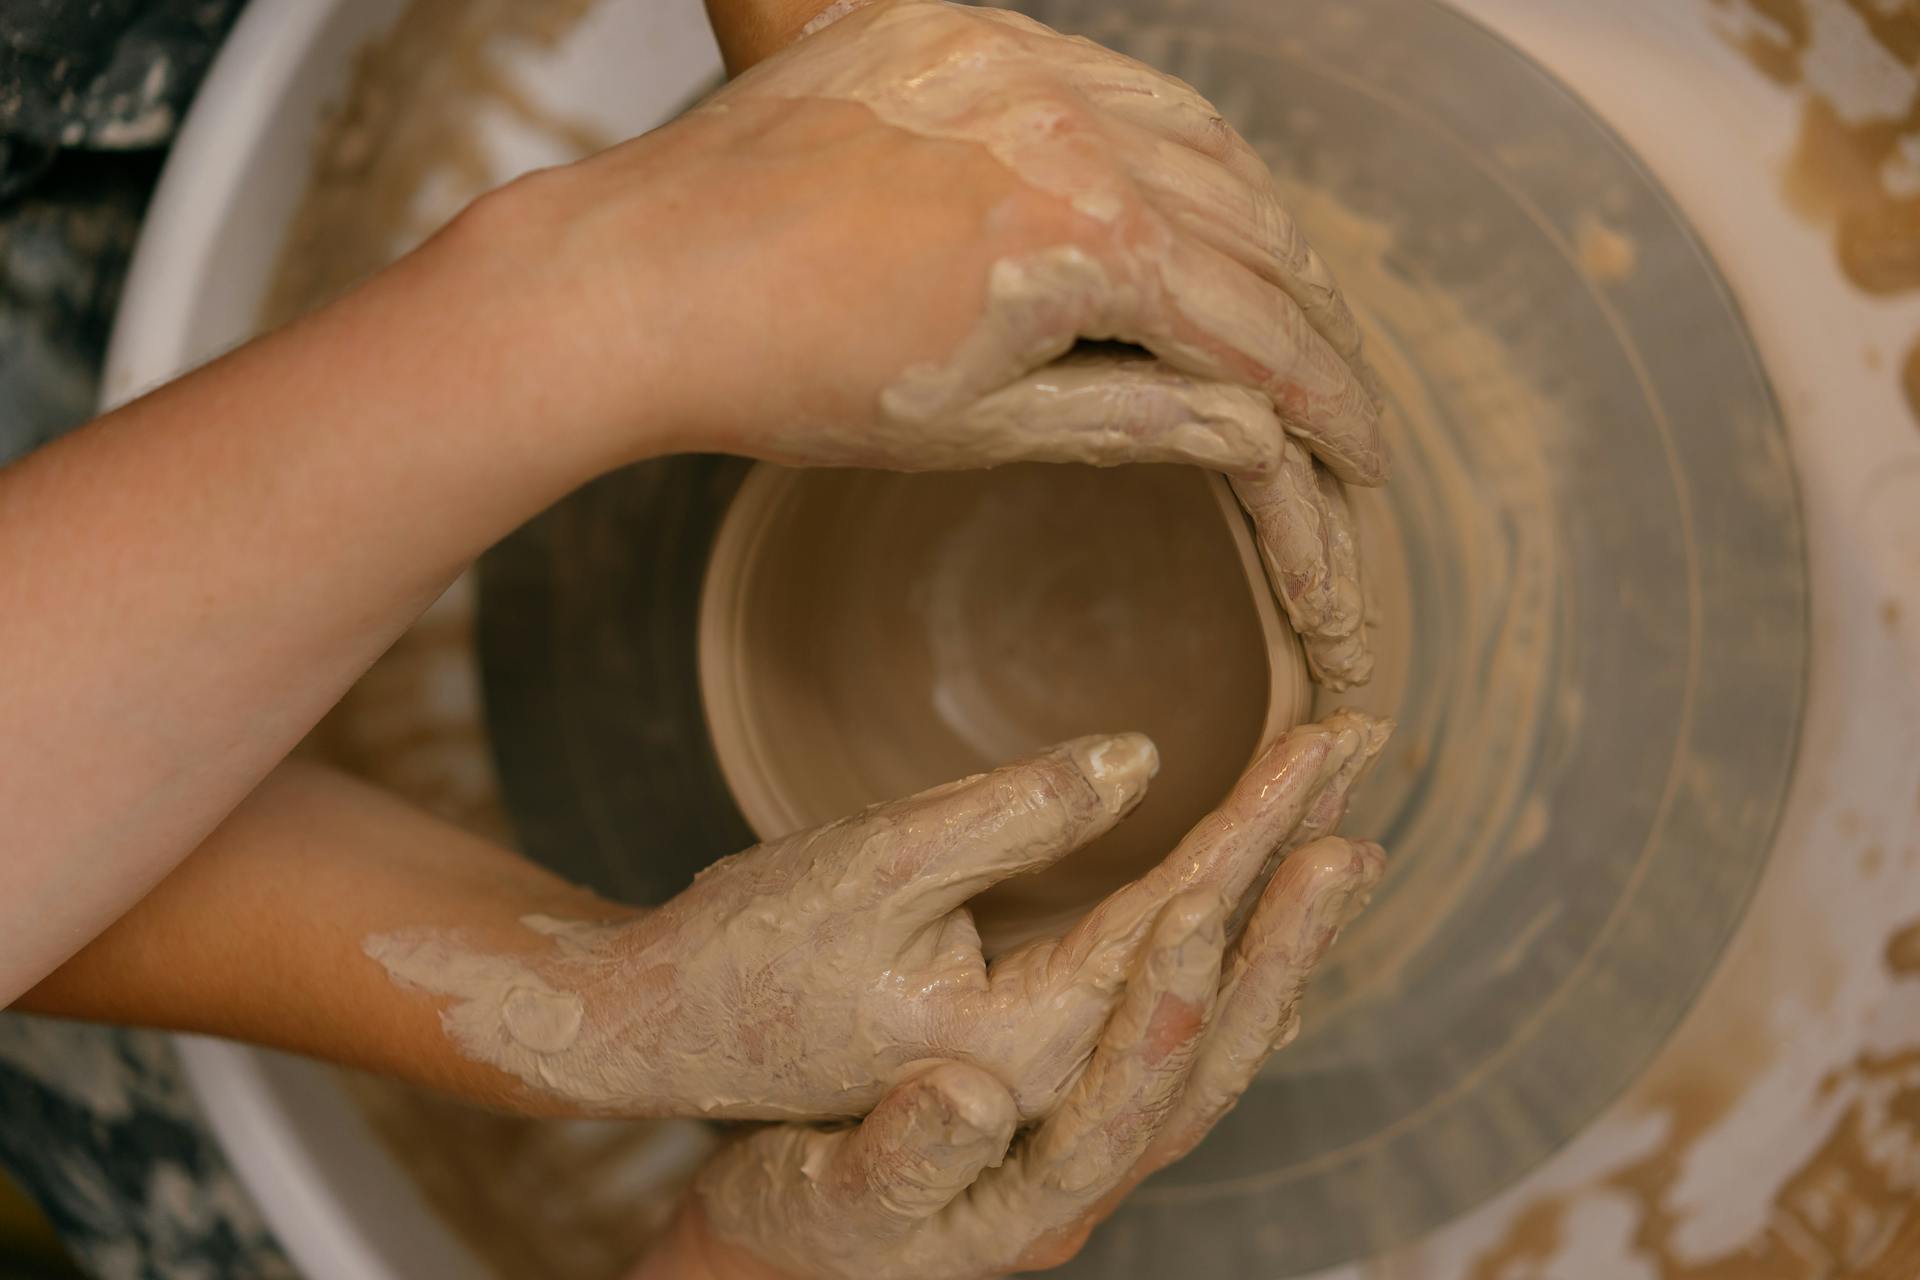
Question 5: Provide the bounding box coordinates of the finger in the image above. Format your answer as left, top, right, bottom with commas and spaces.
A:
1151, 233, 1386, 484
1231, 442, 1373, 688
692, 1061, 1018, 1269
1217, 707, 1389, 939
830, 1061, 1019, 1233
1147, 837, 1384, 1172
1056, 710, 1388, 988
981, 890, 1224, 1269
1293, 711, 1393, 849
939, 349, 1284, 475
1096, 117, 1372, 389
829, 734, 1159, 933
893, 232, 1383, 484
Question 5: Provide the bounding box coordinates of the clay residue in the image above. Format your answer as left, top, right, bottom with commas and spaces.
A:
1464, 900, 1920, 1280
363, 923, 593, 1092
1575, 214, 1639, 283
1887, 919, 1920, 974
1263, 180, 1568, 1029
1470, 1046, 1920, 1279
1783, 96, 1920, 298
1714, 0, 1920, 427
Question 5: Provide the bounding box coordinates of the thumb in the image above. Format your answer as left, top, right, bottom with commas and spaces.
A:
690, 1062, 1017, 1275
830, 1062, 1018, 1234
840, 734, 1159, 938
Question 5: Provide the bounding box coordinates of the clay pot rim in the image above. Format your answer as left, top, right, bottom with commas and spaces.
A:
697, 464, 1313, 844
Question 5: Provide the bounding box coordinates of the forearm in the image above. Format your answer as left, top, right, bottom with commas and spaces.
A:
16, 760, 640, 1115
0, 178, 668, 1002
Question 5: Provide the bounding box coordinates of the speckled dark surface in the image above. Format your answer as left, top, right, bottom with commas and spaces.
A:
2, 4, 299, 1276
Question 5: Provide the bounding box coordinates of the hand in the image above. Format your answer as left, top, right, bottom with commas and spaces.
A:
364, 711, 1387, 1121
510, 0, 1383, 684
637, 836, 1385, 1280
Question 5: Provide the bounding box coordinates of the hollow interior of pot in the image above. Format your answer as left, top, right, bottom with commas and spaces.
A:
700, 462, 1308, 954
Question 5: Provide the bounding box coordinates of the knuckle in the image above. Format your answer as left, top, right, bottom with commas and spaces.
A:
1019, 753, 1105, 836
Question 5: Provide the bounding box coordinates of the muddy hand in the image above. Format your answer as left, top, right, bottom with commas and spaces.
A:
1233, 441, 1372, 688
656, 838, 1383, 1280
363, 710, 1387, 1122
529, 1, 1383, 684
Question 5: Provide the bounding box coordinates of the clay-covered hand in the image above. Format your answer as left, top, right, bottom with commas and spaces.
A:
520, 0, 1382, 684
365, 710, 1387, 1121
634, 837, 1385, 1280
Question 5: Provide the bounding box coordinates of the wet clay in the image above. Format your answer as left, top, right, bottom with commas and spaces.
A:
1715, 0, 1920, 428
363, 723, 1387, 1128
700, 461, 1310, 954
707, 0, 1389, 558
1259, 179, 1566, 1025
1464, 1012, 1920, 1280
1575, 213, 1639, 283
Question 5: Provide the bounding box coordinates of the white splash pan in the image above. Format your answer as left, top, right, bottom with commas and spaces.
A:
101, 1, 1920, 1276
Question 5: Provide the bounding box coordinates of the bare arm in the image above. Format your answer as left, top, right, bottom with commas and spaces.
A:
19, 711, 1382, 1123
0, 193, 648, 1005
16, 760, 636, 1114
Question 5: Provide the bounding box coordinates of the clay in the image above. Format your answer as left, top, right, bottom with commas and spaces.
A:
366, 718, 1384, 1122
1464, 1041, 1920, 1280
1574, 213, 1638, 283
1784, 96, 1920, 298
922, 348, 1291, 476
1258, 180, 1566, 1024
365, 923, 593, 1090
1718, 0, 1920, 431
699, 459, 1311, 953
1231, 437, 1371, 687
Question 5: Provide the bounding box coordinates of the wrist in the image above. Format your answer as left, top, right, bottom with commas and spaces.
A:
407, 165, 692, 485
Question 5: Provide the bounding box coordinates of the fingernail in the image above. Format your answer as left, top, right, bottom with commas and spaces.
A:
916, 1068, 1016, 1153
1073, 733, 1160, 815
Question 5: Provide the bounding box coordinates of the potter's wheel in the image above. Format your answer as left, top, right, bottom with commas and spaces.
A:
476, 0, 1807, 1273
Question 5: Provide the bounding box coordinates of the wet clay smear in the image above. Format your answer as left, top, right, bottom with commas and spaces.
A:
1712, 0, 1920, 427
